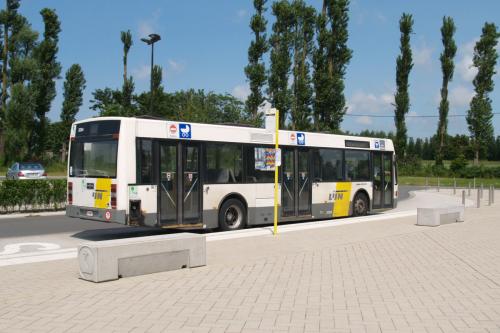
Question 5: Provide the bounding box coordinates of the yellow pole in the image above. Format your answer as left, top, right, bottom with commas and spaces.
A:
273, 109, 279, 236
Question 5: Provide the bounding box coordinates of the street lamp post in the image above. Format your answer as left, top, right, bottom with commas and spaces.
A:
141, 33, 161, 115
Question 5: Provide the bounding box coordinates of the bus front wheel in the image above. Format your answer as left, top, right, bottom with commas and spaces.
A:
219, 199, 246, 231
352, 192, 368, 216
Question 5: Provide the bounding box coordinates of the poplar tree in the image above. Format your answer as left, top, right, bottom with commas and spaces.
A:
435, 17, 457, 166
120, 30, 132, 83
325, 0, 352, 132
61, 64, 85, 130
244, 0, 268, 125
268, 0, 293, 128
0, 0, 20, 158
290, 0, 315, 130
149, 64, 163, 116
60, 64, 85, 161
467, 23, 499, 165
0, 0, 20, 112
393, 13, 413, 158
32, 8, 61, 157
120, 30, 134, 113
312, 0, 329, 131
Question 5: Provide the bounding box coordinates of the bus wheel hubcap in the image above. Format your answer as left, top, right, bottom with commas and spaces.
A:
355, 199, 365, 214
225, 206, 242, 227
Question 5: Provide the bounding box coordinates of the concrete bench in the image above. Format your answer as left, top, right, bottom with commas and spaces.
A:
78, 233, 206, 282
417, 206, 464, 227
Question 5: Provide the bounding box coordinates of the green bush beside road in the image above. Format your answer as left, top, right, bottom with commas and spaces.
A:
0, 179, 67, 213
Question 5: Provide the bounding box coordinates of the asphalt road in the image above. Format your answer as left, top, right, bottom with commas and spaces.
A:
398, 185, 421, 201
0, 186, 423, 241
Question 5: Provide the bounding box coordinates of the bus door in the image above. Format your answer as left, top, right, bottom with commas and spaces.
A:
281, 148, 312, 218
372, 152, 393, 209
159, 142, 201, 225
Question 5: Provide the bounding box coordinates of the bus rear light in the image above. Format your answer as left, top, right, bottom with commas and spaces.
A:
111, 184, 117, 209
42, 172, 47, 177
17, 172, 24, 177
112, 133, 119, 139
68, 182, 73, 205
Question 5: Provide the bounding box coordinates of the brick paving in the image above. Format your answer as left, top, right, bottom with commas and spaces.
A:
0, 191, 499, 332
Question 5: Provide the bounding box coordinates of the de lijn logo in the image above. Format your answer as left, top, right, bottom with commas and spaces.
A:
179, 123, 191, 139
297, 132, 305, 145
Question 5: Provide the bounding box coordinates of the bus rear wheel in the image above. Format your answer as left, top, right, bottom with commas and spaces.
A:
219, 199, 246, 231
352, 193, 368, 216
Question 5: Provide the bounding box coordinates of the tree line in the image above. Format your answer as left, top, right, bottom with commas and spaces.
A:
89, 30, 249, 125
355, 129, 500, 163
0, 0, 85, 165
245, 1, 499, 167
0, 0, 498, 169
392, 14, 499, 166
90, 0, 353, 137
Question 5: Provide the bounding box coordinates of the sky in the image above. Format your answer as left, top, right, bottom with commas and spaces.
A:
20, 0, 500, 139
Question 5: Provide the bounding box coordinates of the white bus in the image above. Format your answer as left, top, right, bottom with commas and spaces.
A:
66, 116, 398, 230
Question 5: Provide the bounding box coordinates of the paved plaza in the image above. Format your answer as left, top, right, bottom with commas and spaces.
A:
0, 190, 499, 332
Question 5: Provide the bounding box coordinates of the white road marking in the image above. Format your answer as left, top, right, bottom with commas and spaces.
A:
0, 248, 77, 267
0, 242, 61, 255
0, 211, 65, 220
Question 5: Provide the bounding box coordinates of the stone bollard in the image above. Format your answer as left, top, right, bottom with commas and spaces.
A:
477, 189, 481, 208
468, 182, 471, 196
488, 186, 492, 206
481, 184, 484, 199
462, 190, 466, 206
437, 177, 440, 192
493, 185, 495, 204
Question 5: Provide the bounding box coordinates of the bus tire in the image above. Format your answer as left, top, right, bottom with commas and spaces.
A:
219, 198, 246, 231
352, 192, 368, 216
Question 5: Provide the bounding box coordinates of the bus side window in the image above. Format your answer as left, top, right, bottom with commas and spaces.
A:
313, 148, 343, 182
205, 143, 243, 184
138, 139, 153, 184
345, 150, 370, 181
245, 146, 275, 183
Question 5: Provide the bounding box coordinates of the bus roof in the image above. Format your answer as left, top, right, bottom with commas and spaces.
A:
72, 116, 395, 152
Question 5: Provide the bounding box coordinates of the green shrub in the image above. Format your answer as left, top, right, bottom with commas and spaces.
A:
450, 154, 468, 175
0, 179, 67, 213
397, 155, 423, 176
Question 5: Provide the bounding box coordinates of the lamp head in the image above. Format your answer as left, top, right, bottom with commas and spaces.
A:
149, 33, 161, 43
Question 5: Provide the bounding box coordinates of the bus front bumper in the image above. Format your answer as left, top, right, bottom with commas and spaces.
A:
66, 205, 127, 225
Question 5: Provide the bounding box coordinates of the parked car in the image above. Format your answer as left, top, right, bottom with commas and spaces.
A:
6, 162, 47, 180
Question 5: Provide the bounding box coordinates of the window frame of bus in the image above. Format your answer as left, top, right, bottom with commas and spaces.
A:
69, 138, 119, 179
344, 149, 371, 182
312, 148, 345, 183
135, 138, 159, 185
204, 142, 244, 184
245, 144, 277, 183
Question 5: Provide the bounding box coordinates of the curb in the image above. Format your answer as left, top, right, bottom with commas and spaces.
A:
0, 211, 66, 220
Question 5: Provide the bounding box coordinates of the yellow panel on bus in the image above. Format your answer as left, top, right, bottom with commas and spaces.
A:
333, 182, 352, 217
94, 178, 111, 209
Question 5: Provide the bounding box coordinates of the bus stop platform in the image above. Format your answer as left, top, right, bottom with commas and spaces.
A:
0, 190, 500, 332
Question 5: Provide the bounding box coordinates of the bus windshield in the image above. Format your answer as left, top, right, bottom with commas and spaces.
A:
69, 140, 118, 178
